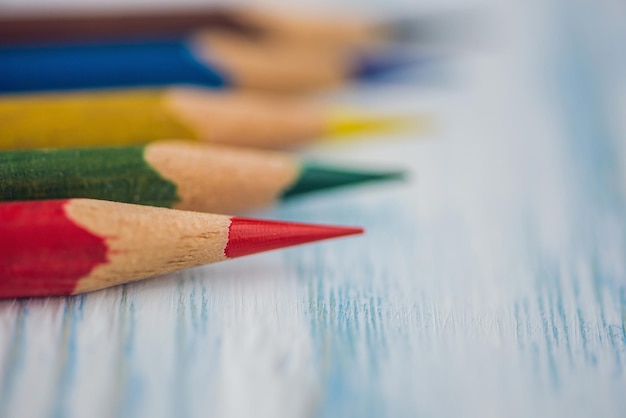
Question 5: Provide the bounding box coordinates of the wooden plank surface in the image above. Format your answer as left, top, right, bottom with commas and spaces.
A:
1, 0, 625, 417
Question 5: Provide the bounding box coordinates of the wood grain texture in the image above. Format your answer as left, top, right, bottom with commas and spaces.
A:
1, 0, 625, 416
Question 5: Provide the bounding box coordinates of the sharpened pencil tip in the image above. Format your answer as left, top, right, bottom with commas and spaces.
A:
225, 217, 363, 258
326, 109, 428, 137
282, 162, 405, 199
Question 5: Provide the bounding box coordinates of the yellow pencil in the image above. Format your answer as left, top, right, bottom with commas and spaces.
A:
0, 88, 421, 150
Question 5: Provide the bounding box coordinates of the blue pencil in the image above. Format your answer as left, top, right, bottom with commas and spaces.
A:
0, 33, 416, 93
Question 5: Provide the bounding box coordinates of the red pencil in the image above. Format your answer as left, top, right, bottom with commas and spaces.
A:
0, 199, 363, 298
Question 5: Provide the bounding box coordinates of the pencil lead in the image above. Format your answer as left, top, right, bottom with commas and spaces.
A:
326, 109, 429, 137
350, 49, 424, 80
281, 162, 405, 198
225, 217, 363, 258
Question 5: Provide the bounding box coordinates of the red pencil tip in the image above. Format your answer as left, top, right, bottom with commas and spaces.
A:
224, 217, 364, 258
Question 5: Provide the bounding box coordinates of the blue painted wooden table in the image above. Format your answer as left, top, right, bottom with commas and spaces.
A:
1, 0, 625, 417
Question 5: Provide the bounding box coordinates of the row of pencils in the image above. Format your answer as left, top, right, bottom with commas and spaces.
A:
0, 5, 441, 299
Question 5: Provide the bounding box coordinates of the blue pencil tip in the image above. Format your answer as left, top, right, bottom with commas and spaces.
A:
351, 50, 428, 81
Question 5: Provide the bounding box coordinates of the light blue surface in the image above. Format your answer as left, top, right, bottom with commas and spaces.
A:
0, 0, 625, 417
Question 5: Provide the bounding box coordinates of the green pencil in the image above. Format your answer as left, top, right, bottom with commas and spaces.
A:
0, 140, 403, 213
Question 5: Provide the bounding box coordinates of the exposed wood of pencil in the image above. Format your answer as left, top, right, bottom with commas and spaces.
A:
68, 199, 231, 294
191, 31, 356, 92
143, 141, 298, 212
0, 199, 363, 297
166, 88, 326, 146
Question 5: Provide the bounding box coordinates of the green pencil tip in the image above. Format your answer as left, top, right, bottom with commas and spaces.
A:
281, 162, 405, 199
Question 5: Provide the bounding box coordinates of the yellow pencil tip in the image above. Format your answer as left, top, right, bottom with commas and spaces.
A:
325, 108, 431, 139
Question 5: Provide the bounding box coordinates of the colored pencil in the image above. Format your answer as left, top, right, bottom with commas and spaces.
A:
0, 30, 415, 93
0, 7, 478, 48
0, 88, 417, 150
0, 198, 363, 298
0, 140, 403, 213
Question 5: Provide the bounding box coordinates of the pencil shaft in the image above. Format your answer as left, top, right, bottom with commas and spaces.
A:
0, 9, 262, 45
0, 39, 229, 93
0, 89, 195, 149
0, 146, 181, 207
